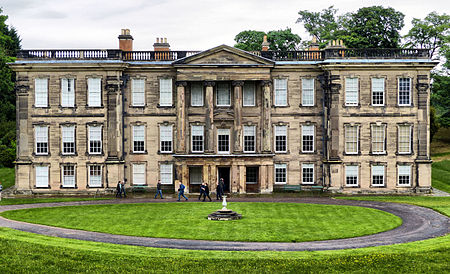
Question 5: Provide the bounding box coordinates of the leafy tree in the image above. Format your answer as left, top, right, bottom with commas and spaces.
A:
0, 8, 21, 56
296, 6, 340, 48
431, 73, 450, 128
267, 28, 301, 51
234, 30, 266, 51
340, 6, 405, 48
430, 106, 439, 141
404, 12, 450, 59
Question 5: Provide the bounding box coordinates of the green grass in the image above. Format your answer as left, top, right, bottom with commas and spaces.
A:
0, 197, 110, 205
0, 167, 14, 189
1, 202, 401, 242
432, 160, 450, 193
0, 196, 448, 273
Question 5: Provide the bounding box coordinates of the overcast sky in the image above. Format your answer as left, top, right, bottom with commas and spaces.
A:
1, 0, 449, 51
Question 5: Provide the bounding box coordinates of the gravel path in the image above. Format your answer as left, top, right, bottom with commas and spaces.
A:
0, 197, 448, 251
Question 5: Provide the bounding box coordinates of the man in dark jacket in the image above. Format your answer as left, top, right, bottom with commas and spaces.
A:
155, 180, 163, 199
198, 183, 205, 200
116, 181, 122, 198
203, 183, 212, 202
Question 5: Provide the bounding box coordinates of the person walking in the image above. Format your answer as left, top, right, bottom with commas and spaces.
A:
0, 181, 3, 202
198, 183, 205, 200
216, 179, 223, 200
203, 183, 212, 202
116, 181, 122, 198
219, 178, 225, 197
121, 180, 127, 198
177, 182, 188, 201
155, 180, 163, 199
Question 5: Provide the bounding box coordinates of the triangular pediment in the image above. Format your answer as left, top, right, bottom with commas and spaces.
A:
173, 45, 274, 66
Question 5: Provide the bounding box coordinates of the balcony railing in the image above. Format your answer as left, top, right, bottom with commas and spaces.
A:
16, 48, 430, 61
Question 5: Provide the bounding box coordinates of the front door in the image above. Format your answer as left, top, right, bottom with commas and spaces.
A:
246, 166, 259, 193
218, 167, 230, 193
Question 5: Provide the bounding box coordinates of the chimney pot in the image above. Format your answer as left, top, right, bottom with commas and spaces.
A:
118, 29, 133, 51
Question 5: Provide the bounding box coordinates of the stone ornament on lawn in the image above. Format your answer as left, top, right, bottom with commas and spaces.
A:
208, 195, 242, 221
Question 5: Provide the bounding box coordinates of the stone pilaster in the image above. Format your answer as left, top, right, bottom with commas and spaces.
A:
261, 81, 272, 152
204, 81, 215, 153
176, 81, 187, 153
416, 75, 430, 160
328, 77, 341, 160
105, 76, 121, 159
232, 81, 244, 152
15, 76, 30, 161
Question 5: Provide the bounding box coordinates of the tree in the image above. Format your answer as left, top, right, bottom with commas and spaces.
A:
430, 106, 439, 141
267, 28, 301, 51
234, 30, 266, 51
431, 73, 450, 128
340, 6, 404, 48
0, 8, 21, 56
234, 28, 301, 52
404, 12, 450, 59
296, 6, 340, 48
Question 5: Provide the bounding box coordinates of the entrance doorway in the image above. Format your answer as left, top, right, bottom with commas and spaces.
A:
217, 167, 230, 193
246, 166, 259, 193
189, 166, 202, 193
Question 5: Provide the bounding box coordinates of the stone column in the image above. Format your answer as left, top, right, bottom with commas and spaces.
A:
231, 164, 239, 193
239, 165, 246, 193
416, 76, 430, 160
261, 81, 272, 152
232, 81, 244, 152
328, 77, 341, 160
176, 81, 187, 153
105, 76, 121, 159
204, 81, 215, 153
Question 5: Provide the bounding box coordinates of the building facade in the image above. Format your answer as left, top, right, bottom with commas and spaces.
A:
10, 30, 436, 194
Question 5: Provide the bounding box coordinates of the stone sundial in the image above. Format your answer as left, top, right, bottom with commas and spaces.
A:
208, 195, 242, 221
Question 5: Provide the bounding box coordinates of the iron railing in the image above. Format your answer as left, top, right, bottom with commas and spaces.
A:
16, 48, 430, 61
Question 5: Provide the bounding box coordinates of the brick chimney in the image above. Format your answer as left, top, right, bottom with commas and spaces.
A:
153, 37, 170, 51
261, 35, 270, 51
118, 29, 133, 51
308, 36, 319, 51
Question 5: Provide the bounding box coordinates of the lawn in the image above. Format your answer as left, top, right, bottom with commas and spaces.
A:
431, 127, 450, 160
1, 202, 401, 242
432, 160, 450, 193
0, 196, 448, 273
0, 167, 14, 189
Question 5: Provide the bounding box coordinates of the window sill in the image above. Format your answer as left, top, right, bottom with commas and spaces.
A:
274, 182, 287, 185
344, 185, 360, 188
87, 185, 104, 188
86, 105, 104, 108
34, 186, 51, 189
130, 151, 148, 155
61, 153, 77, 157
370, 185, 386, 188
397, 184, 412, 188
60, 186, 78, 189
157, 104, 175, 108
129, 105, 146, 108
301, 182, 315, 185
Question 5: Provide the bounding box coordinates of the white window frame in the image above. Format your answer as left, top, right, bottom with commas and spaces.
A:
371, 165, 385, 186
274, 163, 287, 184
88, 125, 102, 155
243, 125, 256, 153
371, 78, 385, 106
345, 165, 359, 186
131, 78, 145, 107
160, 163, 173, 185
35, 166, 49, 188
61, 125, 75, 155
274, 78, 288, 106
301, 125, 314, 153
132, 125, 146, 153
398, 165, 411, 186
88, 165, 102, 187
302, 163, 315, 185
190, 82, 204, 107
87, 78, 101, 107
274, 125, 288, 153
159, 78, 173, 106
217, 128, 230, 154
35, 125, 49, 155
398, 78, 412, 106
216, 82, 231, 107
243, 82, 256, 106
345, 77, 359, 106
398, 125, 412, 154
345, 125, 359, 154
35, 78, 48, 107
61, 78, 75, 107
132, 163, 146, 185
159, 125, 173, 153
371, 124, 386, 154
191, 125, 204, 153
62, 165, 76, 188
301, 78, 315, 106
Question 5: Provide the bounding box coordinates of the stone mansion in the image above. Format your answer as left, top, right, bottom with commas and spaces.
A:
10, 30, 436, 194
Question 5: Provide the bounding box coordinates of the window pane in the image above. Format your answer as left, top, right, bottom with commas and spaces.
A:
217, 83, 231, 106
275, 163, 287, 184
345, 165, 358, 186
61, 78, 75, 107
132, 79, 145, 106
133, 125, 145, 152
345, 78, 358, 105
372, 165, 385, 186
243, 125, 256, 152
345, 125, 358, 154
160, 79, 173, 106
372, 78, 385, 105
399, 78, 411, 105
160, 164, 173, 184
398, 165, 411, 185
89, 126, 102, 154
62, 126, 75, 154
302, 164, 314, 184
217, 128, 230, 153
243, 82, 255, 106
89, 165, 102, 187
398, 125, 411, 153
160, 125, 172, 152
274, 79, 287, 106
35, 166, 49, 187
275, 125, 287, 152
371, 125, 385, 154
191, 83, 203, 106
302, 125, 314, 152
35, 126, 48, 154
62, 166, 75, 187
133, 164, 146, 185
191, 125, 204, 152
35, 78, 48, 107
88, 78, 101, 107
302, 78, 314, 106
